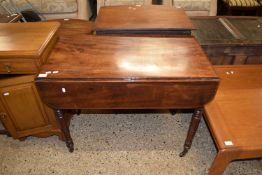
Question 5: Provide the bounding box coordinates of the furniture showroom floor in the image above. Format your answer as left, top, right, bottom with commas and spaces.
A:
0, 111, 261, 175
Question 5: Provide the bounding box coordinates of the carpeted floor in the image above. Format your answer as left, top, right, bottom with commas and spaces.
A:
0, 111, 261, 175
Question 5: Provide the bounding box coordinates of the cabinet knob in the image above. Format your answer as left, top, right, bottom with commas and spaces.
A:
4, 65, 11, 73
0, 113, 6, 121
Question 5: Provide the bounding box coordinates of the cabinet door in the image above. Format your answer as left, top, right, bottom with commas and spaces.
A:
0, 82, 52, 138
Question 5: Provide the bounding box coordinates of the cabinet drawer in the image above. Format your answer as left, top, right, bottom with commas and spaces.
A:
0, 59, 39, 74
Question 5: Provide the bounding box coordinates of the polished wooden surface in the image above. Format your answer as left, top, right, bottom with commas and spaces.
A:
204, 65, 262, 175
0, 22, 60, 74
36, 36, 219, 109
191, 16, 262, 65
37, 36, 216, 80
95, 5, 195, 35
0, 14, 22, 23
0, 22, 60, 56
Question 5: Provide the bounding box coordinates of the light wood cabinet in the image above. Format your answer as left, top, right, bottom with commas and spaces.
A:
0, 22, 62, 141
0, 75, 62, 140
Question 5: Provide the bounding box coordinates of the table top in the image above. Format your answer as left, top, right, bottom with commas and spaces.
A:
191, 16, 262, 46
95, 5, 195, 34
36, 20, 218, 110
204, 65, 262, 151
37, 36, 217, 81
0, 14, 22, 23
0, 22, 60, 58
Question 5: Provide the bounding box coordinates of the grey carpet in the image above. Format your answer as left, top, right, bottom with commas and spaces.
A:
0, 112, 261, 175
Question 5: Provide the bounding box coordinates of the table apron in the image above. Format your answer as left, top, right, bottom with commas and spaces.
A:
35, 81, 218, 109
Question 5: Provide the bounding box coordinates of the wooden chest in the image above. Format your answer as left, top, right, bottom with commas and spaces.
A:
0, 22, 60, 74
191, 16, 262, 65
95, 5, 195, 36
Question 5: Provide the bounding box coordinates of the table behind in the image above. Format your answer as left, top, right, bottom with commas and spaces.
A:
191, 16, 262, 65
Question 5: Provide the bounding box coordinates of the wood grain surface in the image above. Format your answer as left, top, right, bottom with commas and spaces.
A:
0, 22, 60, 56
95, 5, 195, 35
37, 36, 216, 80
205, 65, 262, 150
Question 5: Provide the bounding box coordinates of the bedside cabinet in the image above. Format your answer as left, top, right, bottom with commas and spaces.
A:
0, 75, 63, 140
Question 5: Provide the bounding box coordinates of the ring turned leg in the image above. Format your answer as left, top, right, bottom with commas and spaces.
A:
180, 108, 203, 157
55, 109, 74, 152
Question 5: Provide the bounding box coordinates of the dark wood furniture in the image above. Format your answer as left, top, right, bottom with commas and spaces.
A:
204, 65, 262, 175
0, 14, 22, 23
35, 35, 219, 153
94, 5, 195, 36
0, 22, 60, 74
191, 16, 262, 65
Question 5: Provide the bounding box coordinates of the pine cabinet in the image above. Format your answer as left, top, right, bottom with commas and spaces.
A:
0, 75, 62, 140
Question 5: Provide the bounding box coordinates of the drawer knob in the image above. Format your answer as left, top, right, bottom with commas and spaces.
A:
0, 113, 6, 121
4, 65, 11, 73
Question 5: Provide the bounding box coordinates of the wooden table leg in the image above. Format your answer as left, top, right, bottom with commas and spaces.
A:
55, 109, 74, 152
170, 109, 177, 116
208, 151, 232, 175
179, 108, 203, 157
76, 109, 81, 116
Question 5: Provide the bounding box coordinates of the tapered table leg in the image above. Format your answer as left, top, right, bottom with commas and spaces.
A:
55, 109, 74, 152
208, 151, 232, 175
180, 108, 203, 157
